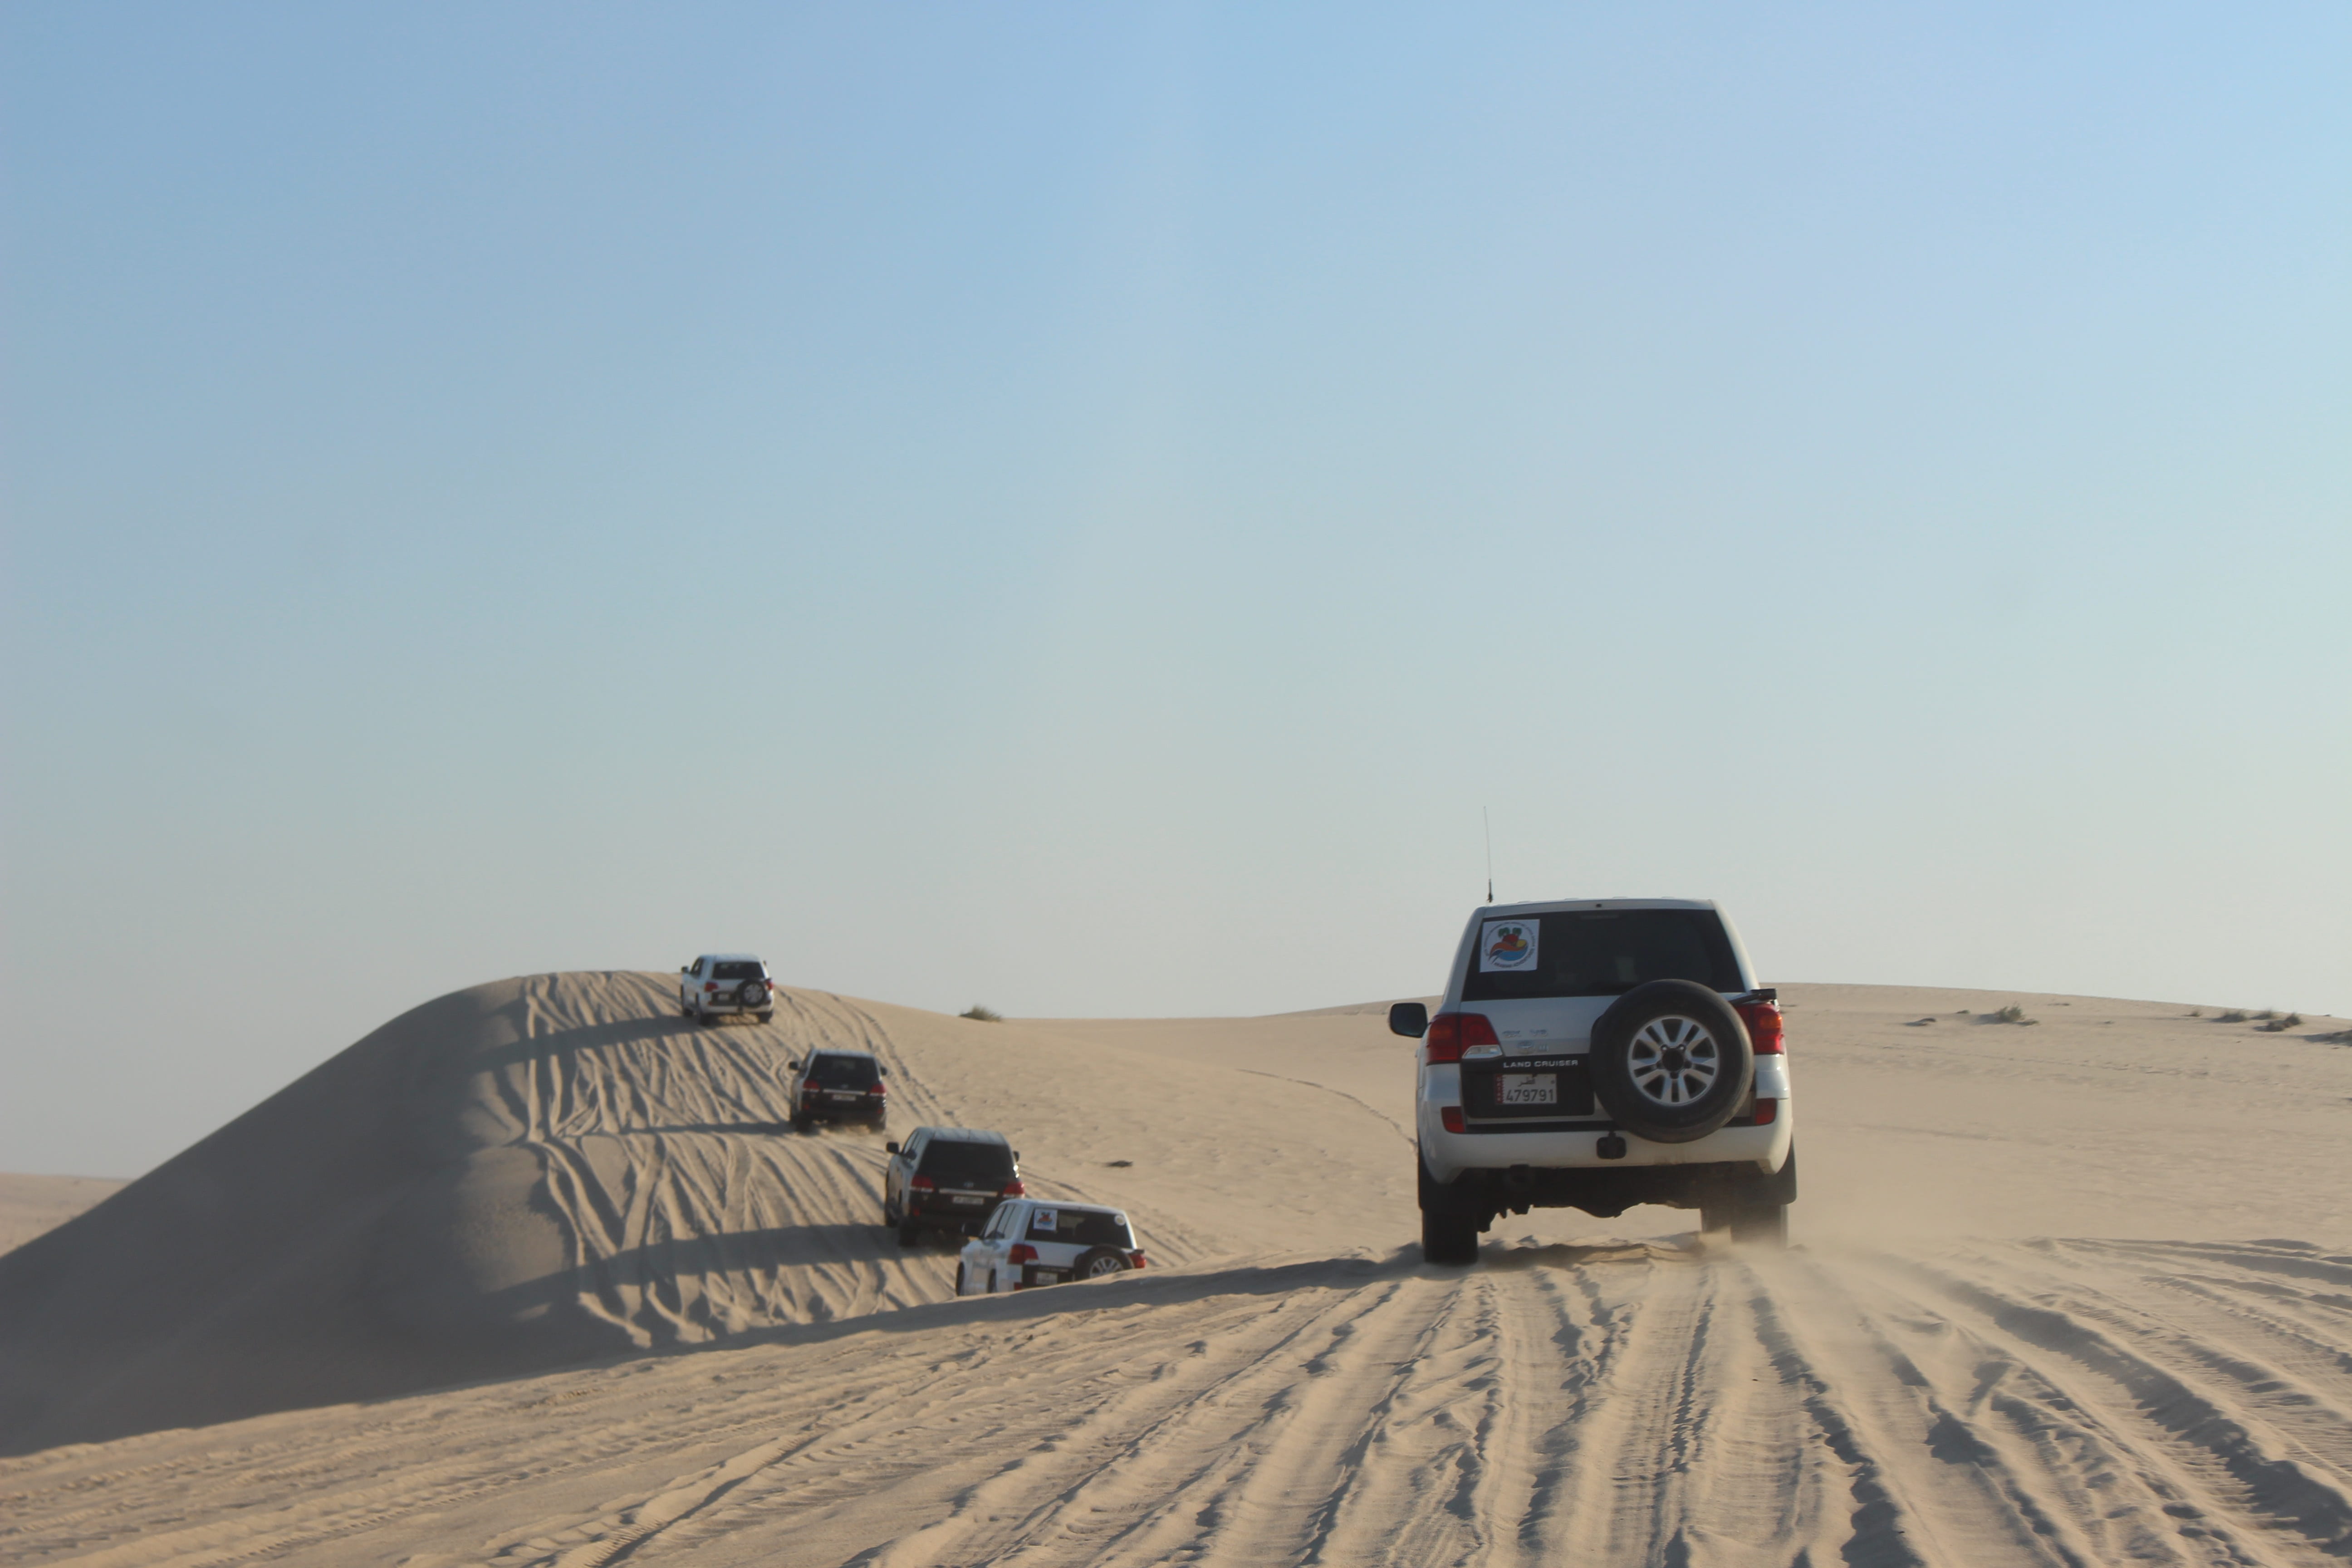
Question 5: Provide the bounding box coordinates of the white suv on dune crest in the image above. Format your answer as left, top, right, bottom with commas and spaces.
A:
679, 954, 773, 1024
1392, 898, 1796, 1264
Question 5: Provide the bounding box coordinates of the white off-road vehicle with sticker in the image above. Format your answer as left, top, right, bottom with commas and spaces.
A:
679, 954, 773, 1024
1392, 897, 1795, 1264
955, 1200, 1148, 1294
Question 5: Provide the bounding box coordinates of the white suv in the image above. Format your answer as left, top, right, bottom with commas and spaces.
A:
956, 1200, 1148, 1294
1393, 898, 1795, 1264
678, 954, 773, 1025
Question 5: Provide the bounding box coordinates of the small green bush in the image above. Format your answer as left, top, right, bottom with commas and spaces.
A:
1991, 1004, 2027, 1023
2216, 1010, 2249, 1023
960, 1004, 1001, 1022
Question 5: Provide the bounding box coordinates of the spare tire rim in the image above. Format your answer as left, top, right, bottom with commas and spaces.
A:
740, 983, 768, 1006
1083, 1254, 1127, 1277
1627, 1016, 1721, 1107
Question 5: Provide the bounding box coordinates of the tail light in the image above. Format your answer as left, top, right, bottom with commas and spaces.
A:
704, 982, 718, 993
870, 1083, 887, 1096
1009, 1243, 1037, 1264
1424, 1012, 1499, 1065
1440, 1107, 1466, 1133
911, 1175, 936, 1191
1000, 1180, 1025, 1196
1128, 1251, 1147, 1268
1754, 1098, 1779, 1125
1735, 999, 1784, 1055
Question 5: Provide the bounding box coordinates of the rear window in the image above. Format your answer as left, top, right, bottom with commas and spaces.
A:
1461, 909, 1742, 1001
805, 1054, 879, 1088
711, 961, 765, 980
1028, 1207, 1132, 1247
920, 1139, 1014, 1182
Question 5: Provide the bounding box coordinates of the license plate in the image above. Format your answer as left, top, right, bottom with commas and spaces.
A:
1499, 1073, 1558, 1106
830, 1093, 862, 1102
952, 1194, 984, 1205
1032, 1269, 1064, 1284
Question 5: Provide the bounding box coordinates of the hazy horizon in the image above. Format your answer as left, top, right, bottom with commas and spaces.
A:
5, 3, 2346, 1179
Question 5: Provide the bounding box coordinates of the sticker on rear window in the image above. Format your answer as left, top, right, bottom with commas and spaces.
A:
1481, 920, 1538, 972
1029, 1208, 1057, 1233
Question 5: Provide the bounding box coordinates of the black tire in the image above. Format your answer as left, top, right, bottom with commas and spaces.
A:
792, 1113, 812, 1134
897, 1219, 921, 1248
1073, 1247, 1131, 1280
1730, 1201, 1788, 1248
956, 1261, 969, 1296
1769, 1144, 1799, 1205
739, 980, 770, 1010
1588, 980, 1754, 1144
1421, 1208, 1480, 1265
756, 1011, 774, 1024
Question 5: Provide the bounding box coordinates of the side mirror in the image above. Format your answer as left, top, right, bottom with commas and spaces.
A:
1388, 1001, 1429, 1039
680, 965, 691, 975
885, 1141, 899, 1154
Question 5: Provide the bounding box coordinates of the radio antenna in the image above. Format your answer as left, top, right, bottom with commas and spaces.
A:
1483, 806, 1494, 904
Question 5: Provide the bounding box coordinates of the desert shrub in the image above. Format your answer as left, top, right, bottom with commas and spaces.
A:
2255, 1009, 2276, 1021
960, 1004, 1001, 1022
2283, 1013, 2303, 1028
2216, 1010, 2249, 1023
1991, 1004, 2027, 1023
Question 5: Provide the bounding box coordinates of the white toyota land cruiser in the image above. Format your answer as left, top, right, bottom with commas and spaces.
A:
1392, 898, 1795, 1264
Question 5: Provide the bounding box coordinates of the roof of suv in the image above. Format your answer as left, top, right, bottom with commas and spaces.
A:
1472, 897, 1718, 915
699, 951, 766, 961
913, 1127, 1009, 1146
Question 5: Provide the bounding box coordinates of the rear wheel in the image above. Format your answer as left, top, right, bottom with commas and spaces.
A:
756, 1010, 774, 1024
1421, 1208, 1480, 1266
897, 1219, 920, 1248
1730, 1202, 1788, 1247
1074, 1247, 1130, 1280
955, 1261, 969, 1296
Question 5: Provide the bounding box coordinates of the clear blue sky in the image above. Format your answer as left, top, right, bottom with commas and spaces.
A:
5, 4, 2346, 1178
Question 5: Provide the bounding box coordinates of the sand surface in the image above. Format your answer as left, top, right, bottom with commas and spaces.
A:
2, 975, 2349, 1565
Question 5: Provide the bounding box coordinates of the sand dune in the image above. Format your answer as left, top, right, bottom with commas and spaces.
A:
3, 974, 2348, 1565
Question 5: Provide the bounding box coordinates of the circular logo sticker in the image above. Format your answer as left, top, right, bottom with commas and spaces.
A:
1485, 922, 1535, 969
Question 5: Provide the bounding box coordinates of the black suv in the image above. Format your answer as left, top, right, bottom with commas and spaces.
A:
787, 1050, 887, 1132
882, 1127, 1022, 1247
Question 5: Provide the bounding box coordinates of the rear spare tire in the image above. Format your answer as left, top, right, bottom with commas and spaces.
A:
738, 980, 770, 1009
1588, 979, 1753, 1144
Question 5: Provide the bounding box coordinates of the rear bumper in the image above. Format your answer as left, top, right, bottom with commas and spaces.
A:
799, 1097, 886, 1121
910, 1196, 1000, 1231
1420, 1056, 1793, 1182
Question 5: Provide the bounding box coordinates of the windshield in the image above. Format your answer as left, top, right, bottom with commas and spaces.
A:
804, 1054, 879, 1088
711, 961, 765, 981
919, 1140, 1014, 1182
1026, 1207, 1133, 1247
1461, 909, 1742, 1001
